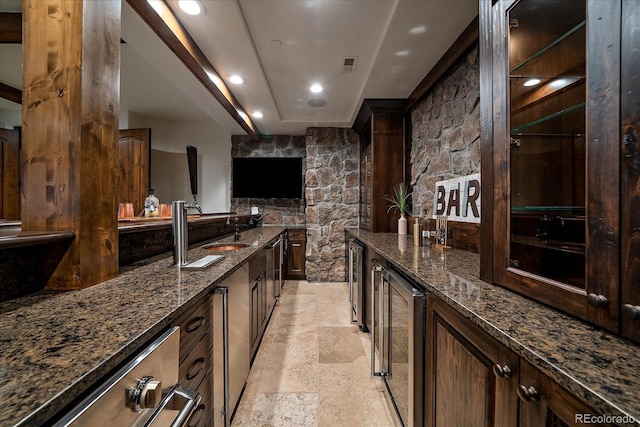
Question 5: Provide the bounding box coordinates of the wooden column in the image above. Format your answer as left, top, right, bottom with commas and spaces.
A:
22, 0, 121, 290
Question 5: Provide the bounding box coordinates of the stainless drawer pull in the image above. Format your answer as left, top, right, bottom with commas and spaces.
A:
144, 384, 201, 427
186, 357, 205, 380
187, 404, 206, 427
186, 317, 205, 333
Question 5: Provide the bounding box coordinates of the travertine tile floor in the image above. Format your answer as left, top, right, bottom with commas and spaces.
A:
232, 280, 399, 427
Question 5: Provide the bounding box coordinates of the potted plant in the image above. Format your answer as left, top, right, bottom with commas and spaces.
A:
385, 183, 412, 234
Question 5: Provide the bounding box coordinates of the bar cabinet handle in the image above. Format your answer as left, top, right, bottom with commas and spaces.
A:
623, 304, 640, 320
493, 363, 512, 379
517, 385, 540, 403
587, 293, 608, 308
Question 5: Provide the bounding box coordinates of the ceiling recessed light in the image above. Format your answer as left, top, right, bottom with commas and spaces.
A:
229, 75, 245, 85
395, 50, 411, 57
178, 0, 203, 16
523, 78, 541, 87
310, 84, 323, 94
270, 39, 283, 47
308, 99, 326, 108
252, 111, 264, 119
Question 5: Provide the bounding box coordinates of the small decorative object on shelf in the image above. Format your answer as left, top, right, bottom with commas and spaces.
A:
420, 209, 432, 246
413, 217, 421, 246
434, 215, 451, 251
385, 183, 412, 235
144, 188, 159, 217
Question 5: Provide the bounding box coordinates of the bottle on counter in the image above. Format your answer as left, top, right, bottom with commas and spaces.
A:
144, 188, 160, 217
413, 217, 421, 246
421, 214, 432, 246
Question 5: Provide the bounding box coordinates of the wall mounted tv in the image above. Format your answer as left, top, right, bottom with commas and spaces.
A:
232, 157, 304, 199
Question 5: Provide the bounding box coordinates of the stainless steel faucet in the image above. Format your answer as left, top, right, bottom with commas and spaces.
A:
172, 200, 189, 266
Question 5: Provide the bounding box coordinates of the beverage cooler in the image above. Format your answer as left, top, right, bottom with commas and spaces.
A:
371, 265, 425, 427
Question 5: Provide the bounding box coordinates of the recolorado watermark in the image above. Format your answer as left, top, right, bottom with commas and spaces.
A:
575, 413, 637, 424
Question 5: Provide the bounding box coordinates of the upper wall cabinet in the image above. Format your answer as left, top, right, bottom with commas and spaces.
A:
481, 0, 640, 342
353, 99, 406, 233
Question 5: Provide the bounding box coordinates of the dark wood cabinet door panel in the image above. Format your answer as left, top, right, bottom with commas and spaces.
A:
285, 229, 306, 279
0, 128, 20, 220
427, 297, 519, 427
620, 0, 640, 342
118, 128, 150, 216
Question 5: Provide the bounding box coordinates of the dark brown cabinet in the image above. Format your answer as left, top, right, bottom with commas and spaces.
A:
0, 127, 20, 220
481, 0, 640, 342
426, 296, 519, 426
285, 229, 306, 280
353, 99, 406, 232
172, 296, 213, 427
426, 294, 610, 427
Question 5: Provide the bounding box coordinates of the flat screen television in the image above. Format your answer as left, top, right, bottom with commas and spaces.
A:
232, 157, 303, 199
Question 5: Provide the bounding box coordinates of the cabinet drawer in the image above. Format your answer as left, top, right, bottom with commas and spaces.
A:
187, 369, 213, 427
179, 335, 211, 392
174, 301, 211, 363
287, 229, 306, 241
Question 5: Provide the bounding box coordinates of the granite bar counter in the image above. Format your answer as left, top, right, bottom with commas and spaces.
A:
347, 228, 639, 425
0, 226, 284, 427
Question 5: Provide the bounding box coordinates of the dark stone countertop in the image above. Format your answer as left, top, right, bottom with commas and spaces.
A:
347, 228, 639, 425
0, 226, 284, 427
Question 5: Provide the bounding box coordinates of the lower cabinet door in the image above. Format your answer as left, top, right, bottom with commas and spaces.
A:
518, 360, 614, 427
427, 297, 519, 427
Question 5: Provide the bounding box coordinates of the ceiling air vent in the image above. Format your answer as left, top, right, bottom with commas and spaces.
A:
342, 57, 358, 74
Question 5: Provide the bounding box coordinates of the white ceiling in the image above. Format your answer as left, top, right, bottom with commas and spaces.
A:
1, 0, 478, 136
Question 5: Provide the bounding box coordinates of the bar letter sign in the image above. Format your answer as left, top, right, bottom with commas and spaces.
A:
433, 173, 481, 223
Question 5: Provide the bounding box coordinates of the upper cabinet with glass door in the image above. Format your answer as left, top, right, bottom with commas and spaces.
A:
508, 0, 586, 289
483, 0, 630, 336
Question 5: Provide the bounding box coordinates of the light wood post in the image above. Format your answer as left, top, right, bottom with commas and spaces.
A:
22, 0, 121, 290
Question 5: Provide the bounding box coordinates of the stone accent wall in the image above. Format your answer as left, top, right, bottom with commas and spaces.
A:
410, 43, 480, 216
231, 135, 307, 225
304, 128, 359, 282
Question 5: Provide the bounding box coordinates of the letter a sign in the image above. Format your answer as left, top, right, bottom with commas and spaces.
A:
433, 173, 481, 224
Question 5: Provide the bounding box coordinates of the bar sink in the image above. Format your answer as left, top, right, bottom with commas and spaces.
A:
201, 243, 250, 251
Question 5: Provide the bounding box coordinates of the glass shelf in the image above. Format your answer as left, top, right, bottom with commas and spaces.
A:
511, 20, 586, 74
512, 206, 585, 212
511, 102, 585, 133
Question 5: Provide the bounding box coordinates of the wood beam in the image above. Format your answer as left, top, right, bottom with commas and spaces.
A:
0, 82, 21, 104
126, 0, 262, 141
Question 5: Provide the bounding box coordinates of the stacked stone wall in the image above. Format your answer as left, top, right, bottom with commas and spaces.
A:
410, 43, 481, 216
304, 128, 359, 282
